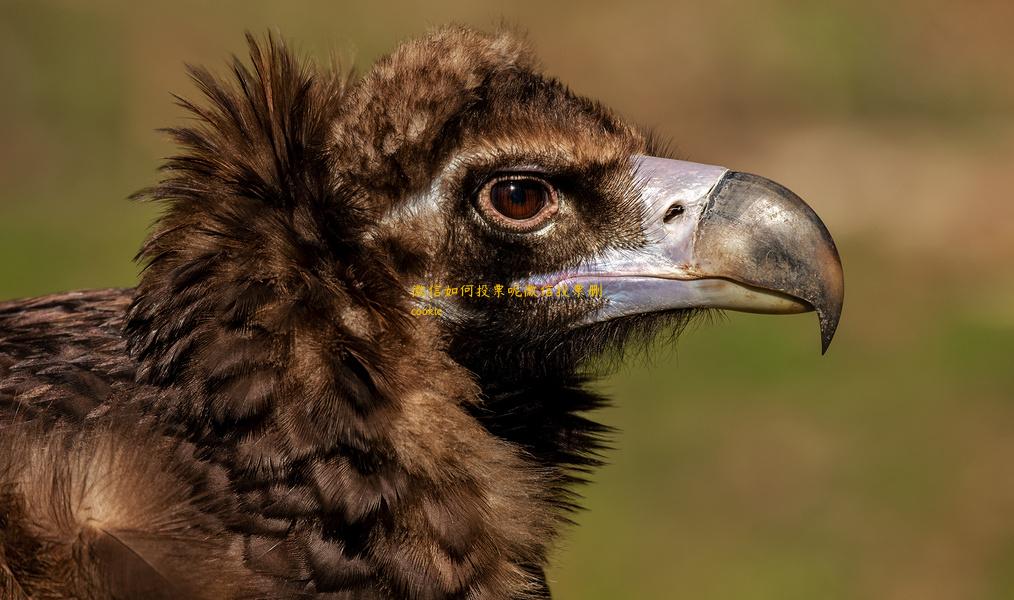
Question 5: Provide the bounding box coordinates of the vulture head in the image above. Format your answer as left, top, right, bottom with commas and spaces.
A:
0, 26, 843, 599
136, 27, 841, 374
338, 28, 841, 376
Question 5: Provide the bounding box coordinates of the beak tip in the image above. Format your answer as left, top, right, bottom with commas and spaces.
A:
817, 302, 842, 355
818, 243, 845, 356
820, 332, 833, 355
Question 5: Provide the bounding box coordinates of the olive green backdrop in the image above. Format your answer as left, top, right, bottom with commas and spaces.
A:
2, 1, 1013, 598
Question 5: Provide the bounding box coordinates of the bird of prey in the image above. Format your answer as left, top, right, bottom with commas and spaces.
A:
0, 27, 843, 599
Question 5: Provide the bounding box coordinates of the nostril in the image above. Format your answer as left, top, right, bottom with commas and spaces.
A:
663, 203, 685, 223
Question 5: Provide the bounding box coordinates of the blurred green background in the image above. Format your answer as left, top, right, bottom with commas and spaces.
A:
2, 1, 1013, 598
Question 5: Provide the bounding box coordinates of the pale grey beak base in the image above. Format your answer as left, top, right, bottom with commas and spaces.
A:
552, 155, 844, 353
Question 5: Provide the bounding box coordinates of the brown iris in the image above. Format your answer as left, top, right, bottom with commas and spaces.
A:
477, 175, 559, 232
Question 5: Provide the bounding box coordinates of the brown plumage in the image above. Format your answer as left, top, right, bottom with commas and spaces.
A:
0, 25, 844, 600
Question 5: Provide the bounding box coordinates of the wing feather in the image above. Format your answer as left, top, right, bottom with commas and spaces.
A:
0, 422, 279, 599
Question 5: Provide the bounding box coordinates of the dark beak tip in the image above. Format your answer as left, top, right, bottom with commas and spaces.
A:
704, 171, 845, 355
819, 311, 839, 355
816, 270, 844, 355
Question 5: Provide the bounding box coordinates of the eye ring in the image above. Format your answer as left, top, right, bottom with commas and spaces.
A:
475, 175, 559, 233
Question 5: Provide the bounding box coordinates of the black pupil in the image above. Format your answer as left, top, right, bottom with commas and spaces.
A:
490, 179, 548, 220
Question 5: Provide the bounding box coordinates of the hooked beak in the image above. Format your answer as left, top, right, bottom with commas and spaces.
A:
553, 156, 844, 353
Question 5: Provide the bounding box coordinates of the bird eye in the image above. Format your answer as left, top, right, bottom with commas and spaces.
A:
477, 175, 559, 232
490, 179, 548, 220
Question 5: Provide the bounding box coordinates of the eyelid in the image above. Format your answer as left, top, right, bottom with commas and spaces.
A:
469, 169, 552, 197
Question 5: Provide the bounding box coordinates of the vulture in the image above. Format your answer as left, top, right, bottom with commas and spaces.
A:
0, 27, 844, 600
